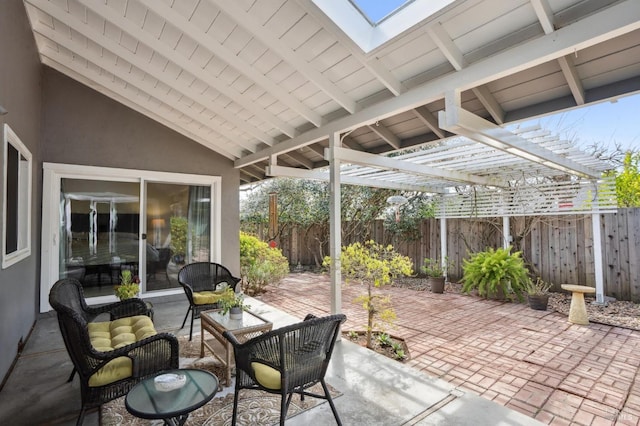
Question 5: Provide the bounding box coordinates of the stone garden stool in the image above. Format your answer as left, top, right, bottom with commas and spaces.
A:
561, 284, 596, 325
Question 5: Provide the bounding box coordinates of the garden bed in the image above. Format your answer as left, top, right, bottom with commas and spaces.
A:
342, 330, 410, 362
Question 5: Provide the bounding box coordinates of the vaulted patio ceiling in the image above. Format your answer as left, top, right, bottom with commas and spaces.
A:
23, 0, 640, 189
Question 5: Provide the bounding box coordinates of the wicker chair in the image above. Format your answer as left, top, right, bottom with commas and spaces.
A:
177, 262, 241, 340
223, 313, 347, 426
49, 278, 179, 425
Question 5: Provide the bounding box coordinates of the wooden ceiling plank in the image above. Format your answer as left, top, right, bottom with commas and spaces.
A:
207, 0, 357, 113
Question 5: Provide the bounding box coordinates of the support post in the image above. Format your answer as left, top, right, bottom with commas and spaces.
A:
592, 212, 605, 304
439, 196, 448, 280
503, 216, 511, 249
328, 132, 342, 315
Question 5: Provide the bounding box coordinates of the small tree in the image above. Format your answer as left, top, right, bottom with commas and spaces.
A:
324, 240, 413, 349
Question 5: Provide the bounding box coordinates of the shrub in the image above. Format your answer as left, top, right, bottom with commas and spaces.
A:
240, 232, 289, 296
461, 246, 529, 301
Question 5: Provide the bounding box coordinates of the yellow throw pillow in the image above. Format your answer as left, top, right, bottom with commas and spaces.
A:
251, 362, 281, 390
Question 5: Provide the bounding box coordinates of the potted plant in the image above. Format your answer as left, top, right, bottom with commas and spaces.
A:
421, 257, 453, 294
524, 277, 552, 310
461, 247, 529, 301
114, 270, 140, 300
218, 288, 250, 320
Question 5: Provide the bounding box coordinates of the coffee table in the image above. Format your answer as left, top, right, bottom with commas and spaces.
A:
201, 309, 273, 386
125, 369, 218, 426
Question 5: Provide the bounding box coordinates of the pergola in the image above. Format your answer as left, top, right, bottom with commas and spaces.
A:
23, 0, 639, 306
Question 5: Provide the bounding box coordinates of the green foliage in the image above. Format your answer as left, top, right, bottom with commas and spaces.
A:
376, 332, 393, 347
239, 232, 290, 296
114, 270, 139, 300
612, 151, 640, 207
217, 287, 250, 315
170, 216, 188, 260
391, 342, 406, 360
323, 240, 413, 349
461, 247, 529, 301
347, 330, 359, 340
421, 257, 453, 278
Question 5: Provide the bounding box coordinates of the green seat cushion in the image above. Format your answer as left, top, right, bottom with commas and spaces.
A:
87, 315, 157, 387
193, 289, 226, 305
251, 362, 281, 390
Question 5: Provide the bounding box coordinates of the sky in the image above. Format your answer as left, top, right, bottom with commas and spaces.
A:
511, 92, 640, 154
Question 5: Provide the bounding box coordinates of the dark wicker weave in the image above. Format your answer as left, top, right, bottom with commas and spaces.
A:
177, 262, 241, 340
223, 313, 347, 426
49, 278, 179, 426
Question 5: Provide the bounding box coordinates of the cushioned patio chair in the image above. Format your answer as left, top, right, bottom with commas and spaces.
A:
49, 278, 179, 425
223, 313, 347, 426
177, 262, 241, 340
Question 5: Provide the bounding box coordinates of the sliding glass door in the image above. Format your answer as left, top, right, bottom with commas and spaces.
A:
40, 163, 221, 310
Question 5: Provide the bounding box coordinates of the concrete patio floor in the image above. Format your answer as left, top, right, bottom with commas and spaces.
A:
2, 271, 639, 425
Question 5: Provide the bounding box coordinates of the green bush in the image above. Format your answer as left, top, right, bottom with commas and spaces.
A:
239, 232, 289, 296
461, 246, 529, 301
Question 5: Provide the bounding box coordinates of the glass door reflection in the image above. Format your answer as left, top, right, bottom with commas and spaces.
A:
59, 179, 140, 298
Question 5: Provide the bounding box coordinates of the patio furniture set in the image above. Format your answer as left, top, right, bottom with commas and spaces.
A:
49, 262, 345, 425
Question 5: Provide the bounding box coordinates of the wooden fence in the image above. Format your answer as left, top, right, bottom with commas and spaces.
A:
246, 208, 640, 302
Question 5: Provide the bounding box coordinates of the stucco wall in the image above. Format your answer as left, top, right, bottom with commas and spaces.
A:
41, 69, 241, 274
0, 0, 240, 386
0, 0, 43, 384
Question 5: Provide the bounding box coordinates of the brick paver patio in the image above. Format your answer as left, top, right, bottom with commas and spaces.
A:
257, 273, 640, 425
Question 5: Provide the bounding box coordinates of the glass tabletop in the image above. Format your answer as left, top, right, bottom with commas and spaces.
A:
201, 309, 270, 332
125, 369, 218, 419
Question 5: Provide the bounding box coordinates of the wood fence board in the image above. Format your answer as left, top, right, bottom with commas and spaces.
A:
628, 209, 640, 301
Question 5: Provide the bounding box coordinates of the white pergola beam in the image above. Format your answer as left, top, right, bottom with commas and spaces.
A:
413, 107, 445, 138
267, 165, 439, 192
472, 86, 505, 124
237, 0, 640, 168
439, 105, 601, 178
330, 146, 503, 187
531, 0, 555, 34
557, 55, 586, 106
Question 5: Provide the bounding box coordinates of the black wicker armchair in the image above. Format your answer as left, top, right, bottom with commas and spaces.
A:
223, 313, 347, 426
177, 262, 241, 340
49, 278, 179, 425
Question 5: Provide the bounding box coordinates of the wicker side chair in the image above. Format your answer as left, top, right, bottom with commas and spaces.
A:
49, 278, 179, 426
223, 313, 347, 426
177, 262, 241, 340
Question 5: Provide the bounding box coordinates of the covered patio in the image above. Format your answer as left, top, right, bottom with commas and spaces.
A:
3, 272, 640, 425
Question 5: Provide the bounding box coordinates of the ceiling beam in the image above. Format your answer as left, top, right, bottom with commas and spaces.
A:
236, 0, 640, 168
439, 105, 601, 178
294, 0, 403, 96
282, 151, 314, 169
207, 0, 357, 113
138, 0, 324, 127
267, 165, 441, 192
428, 22, 504, 123
368, 123, 401, 150
413, 107, 446, 138
532, 0, 585, 106
330, 146, 503, 187
75, 0, 297, 138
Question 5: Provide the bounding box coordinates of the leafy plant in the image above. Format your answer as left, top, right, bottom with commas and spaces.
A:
524, 277, 552, 295
323, 240, 413, 349
421, 257, 453, 278
461, 246, 529, 301
347, 330, 359, 340
217, 287, 251, 315
114, 269, 140, 300
376, 332, 393, 347
170, 216, 188, 262
240, 232, 289, 295
391, 342, 406, 360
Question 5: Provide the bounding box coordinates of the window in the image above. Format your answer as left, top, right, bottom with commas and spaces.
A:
2, 124, 32, 268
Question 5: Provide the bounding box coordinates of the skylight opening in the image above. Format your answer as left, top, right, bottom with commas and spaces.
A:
348, 0, 415, 26
313, 0, 456, 53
